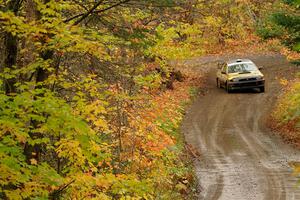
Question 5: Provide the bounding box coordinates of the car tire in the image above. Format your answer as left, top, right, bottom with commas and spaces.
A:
216, 78, 221, 88
260, 86, 265, 93
226, 82, 231, 93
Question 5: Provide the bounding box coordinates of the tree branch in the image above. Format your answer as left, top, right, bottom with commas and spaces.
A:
73, 0, 105, 25
93, 0, 131, 14
64, 0, 131, 24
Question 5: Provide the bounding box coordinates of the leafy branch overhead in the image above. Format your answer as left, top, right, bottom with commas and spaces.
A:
0, 0, 200, 199
0, 0, 298, 199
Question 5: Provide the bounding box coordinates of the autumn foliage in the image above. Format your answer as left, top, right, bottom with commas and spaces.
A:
271, 79, 300, 148
1, 0, 297, 199
0, 0, 205, 199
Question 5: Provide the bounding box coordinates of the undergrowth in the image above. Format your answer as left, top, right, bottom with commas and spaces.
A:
271, 79, 300, 148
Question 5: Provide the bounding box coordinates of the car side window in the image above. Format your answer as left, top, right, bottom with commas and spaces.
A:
221, 64, 227, 74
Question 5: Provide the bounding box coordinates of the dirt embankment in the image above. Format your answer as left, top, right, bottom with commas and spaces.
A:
181, 54, 300, 200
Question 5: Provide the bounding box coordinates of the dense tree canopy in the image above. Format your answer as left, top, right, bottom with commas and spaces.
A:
0, 0, 201, 199
1, 0, 297, 199
257, 0, 300, 53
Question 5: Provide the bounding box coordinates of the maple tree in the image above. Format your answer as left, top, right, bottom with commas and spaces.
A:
0, 0, 201, 199
1, 0, 298, 199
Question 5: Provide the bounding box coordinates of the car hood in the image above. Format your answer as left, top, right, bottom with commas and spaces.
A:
228, 70, 263, 80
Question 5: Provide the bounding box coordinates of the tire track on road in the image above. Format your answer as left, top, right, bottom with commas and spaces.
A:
182, 54, 300, 200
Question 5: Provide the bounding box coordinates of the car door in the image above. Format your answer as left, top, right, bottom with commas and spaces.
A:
219, 64, 227, 86
217, 62, 222, 80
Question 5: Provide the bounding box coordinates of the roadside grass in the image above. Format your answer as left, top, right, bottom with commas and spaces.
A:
189, 87, 201, 101
271, 79, 300, 148
270, 78, 300, 180
152, 74, 202, 199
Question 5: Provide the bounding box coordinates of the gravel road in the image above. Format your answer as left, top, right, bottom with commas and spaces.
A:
182, 54, 300, 200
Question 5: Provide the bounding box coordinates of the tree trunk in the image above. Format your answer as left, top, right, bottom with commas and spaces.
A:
3, 33, 18, 94
2, 0, 22, 94
23, 0, 54, 163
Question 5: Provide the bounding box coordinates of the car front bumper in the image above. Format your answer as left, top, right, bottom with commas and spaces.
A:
228, 80, 265, 90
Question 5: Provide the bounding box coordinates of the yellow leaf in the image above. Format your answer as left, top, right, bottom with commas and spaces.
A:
30, 158, 37, 165
279, 78, 288, 86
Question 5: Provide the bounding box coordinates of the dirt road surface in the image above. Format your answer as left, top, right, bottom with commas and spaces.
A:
182, 54, 300, 200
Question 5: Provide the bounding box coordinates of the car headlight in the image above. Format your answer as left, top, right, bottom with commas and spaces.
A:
229, 78, 239, 82
256, 76, 264, 80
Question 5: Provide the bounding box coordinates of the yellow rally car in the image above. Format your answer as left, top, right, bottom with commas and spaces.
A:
216, 59, 265, 93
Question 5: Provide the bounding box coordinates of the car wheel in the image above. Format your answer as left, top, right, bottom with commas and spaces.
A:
216, 78, 221, 88
260, 86, 265, 93
226, 82, 231, 93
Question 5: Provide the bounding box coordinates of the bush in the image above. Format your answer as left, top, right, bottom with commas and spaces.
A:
273, 80, 300, 131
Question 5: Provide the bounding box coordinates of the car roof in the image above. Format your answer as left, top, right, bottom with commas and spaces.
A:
227, 59, 254, 66
227, 58, 253, 65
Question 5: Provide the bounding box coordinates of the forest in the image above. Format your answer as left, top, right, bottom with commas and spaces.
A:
0, 0, 299, 199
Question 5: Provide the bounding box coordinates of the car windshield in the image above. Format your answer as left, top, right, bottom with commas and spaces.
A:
228, 63, 257, 74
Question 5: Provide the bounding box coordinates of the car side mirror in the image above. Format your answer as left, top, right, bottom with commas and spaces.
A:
258, 66, 264, 70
